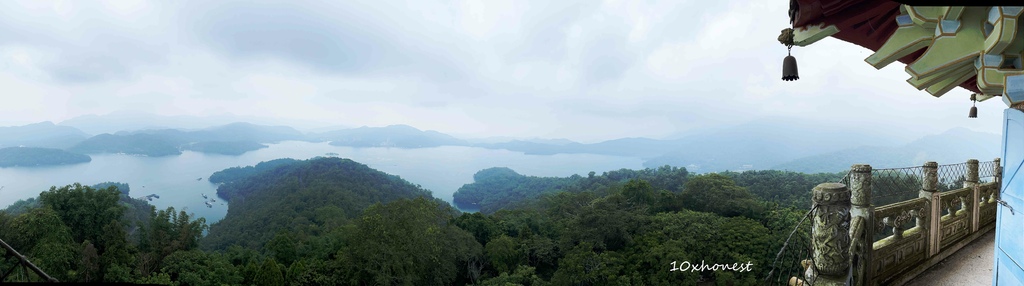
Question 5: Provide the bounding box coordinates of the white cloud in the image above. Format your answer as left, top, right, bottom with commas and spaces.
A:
0, 0, 1006, 141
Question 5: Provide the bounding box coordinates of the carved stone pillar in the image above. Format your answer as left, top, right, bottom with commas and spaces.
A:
849, 164, 873, 286
967, 159, 980, 232
920, 161, 940, 257
811, 183, 851, 285
994, 158, 1002, 190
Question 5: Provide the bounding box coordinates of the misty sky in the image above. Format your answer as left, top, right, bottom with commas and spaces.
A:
0, 0, 1005, 142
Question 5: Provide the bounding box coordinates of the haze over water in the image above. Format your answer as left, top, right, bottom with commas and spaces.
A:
0, 141, 643, 223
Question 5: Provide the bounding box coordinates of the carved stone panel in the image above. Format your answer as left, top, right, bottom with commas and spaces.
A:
812, 183, 851, 277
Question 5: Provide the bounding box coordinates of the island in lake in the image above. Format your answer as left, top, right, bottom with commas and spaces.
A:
0, 147, 91, 167
184, 141, 269, 156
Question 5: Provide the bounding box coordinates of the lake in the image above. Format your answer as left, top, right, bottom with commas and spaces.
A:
0, 141, 643, 223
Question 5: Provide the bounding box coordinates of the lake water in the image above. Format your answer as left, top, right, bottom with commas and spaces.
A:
0, 141, 643, 223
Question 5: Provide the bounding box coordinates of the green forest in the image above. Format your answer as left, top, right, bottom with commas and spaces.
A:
0, 147, 92, 167
0, 157, 841, 285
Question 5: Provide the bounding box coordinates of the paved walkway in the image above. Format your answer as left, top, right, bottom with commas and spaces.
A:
905, 229, 995, 286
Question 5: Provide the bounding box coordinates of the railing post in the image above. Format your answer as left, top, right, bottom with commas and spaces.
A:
966, 159, 980, 232
994, 158, 1002, 193
920, 161, 940, 257
811, 183, 851, 286
849, 164, 873, 286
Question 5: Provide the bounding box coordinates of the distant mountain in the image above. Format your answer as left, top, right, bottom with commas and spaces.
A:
59, 111, 230, 134
642, 118, 925, 173
192, 122, 305, 143
465, 136, 578, 145
0, 147, 91, 167
90, 122, 305, 156
68, 133, 183, 157
475, 137, 676, 157
59, 111, 336, 135
123, 122, 305, 143
314, 124, 467, 148
469, 118, 922, 172
772, 127, 1001, 173
182, 141, 268, 156
0, 122, 90, 149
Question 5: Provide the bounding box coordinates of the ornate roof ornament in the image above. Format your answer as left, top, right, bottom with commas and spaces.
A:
785, 1, 1024, 107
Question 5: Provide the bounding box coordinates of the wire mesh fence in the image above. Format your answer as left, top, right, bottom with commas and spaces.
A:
936, 162, 968, 192
979, 161, 998, 183
763, 206, 816, 286
762, 159, 998, 284
863, 160, 998, 207
838, 170, 851, 188
871, 166, 923, 206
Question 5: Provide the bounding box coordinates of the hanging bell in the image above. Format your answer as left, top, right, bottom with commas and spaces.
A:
968, 94, 978, 118
782, 55, 799, 81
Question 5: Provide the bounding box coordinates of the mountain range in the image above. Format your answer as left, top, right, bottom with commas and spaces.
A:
772, 127, 1001, 172
0, 122, 90, 149
0, 113, 1004, 172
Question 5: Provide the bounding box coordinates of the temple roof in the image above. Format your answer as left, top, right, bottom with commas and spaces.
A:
787, 0, 1009, 95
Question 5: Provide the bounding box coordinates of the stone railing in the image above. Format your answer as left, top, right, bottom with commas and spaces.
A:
803, 159, 1001, 286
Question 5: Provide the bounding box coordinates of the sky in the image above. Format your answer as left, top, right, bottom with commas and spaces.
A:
0, 0, 1006, 143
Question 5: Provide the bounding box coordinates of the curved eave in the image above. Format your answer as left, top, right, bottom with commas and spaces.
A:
790, 0, 981, 93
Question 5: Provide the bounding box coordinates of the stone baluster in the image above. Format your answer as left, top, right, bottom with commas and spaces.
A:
967, 159, 980, 232
920, 161, 940, 257
849, 164, 873, 286
994, 158, 1002, 192
811, 183, 851, 286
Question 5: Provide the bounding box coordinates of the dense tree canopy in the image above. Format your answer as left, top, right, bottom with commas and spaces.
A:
1, 157, 825, 285
203, 157, 438, 250
1, 184, 207, 283
454, 165, 689, 213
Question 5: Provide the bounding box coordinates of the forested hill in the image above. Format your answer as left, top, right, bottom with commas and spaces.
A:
208, 158, 300, 186
68, 133, 183, 157
453, 166, 690, 214
0, 147, 91, 167
454, 166, 845, 213
202, 157, 440, 250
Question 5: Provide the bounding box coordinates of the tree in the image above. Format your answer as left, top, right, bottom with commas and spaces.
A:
266, 231, 297, 266
160, 250, 241, 286
254, 258, 285, 286
8, 207, 78, 281
139, 207, 207, 276
485, 235, 523, 275
79, 241, 100, 282
622, 179, 655, 207
453, 212, 500, 246
286, 260, 306, 282
479, 265, 547, 286
550, 243, 623, 285
39, 183, 124, 244
345, 197, 482, 285
681, 173, 763, 218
